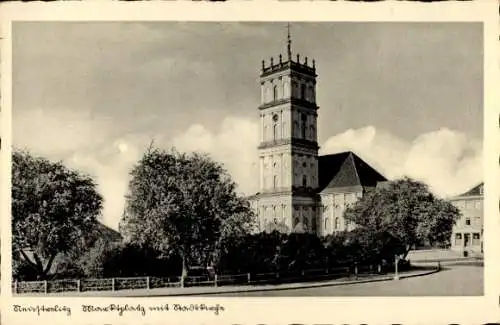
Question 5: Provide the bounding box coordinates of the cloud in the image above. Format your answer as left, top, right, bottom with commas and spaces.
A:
170, 116, 260, 196
14, 109, 481, 230
321, 126, 482, 197
13, 108, 142, 230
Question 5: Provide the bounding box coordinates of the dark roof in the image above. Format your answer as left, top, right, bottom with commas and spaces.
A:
95, 222, 123, 243
318, 151, 387, 192
456, 182, 484, 197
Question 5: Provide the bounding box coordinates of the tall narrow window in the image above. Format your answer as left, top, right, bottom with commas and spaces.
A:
302, 175, 307, 187
272, 114, 279, 140
335, 217, 340, 230
300, 83, 306, 99
273, 175, 278, 189
273, 85, 278, 101
301, 114, 307, 139
292, 81, 298, 98
324, 217, 329, 233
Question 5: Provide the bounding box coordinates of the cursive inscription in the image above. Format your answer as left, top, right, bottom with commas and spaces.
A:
13, 304, 72, 316
80, 303, 225, 316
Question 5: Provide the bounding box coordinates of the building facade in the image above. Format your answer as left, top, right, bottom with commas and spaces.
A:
249, 30, 387, 236
449, 183, 483, 255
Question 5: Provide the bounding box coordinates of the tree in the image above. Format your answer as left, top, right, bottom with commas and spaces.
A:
12, 150, 103, 279
279, 233, 325, 271
344, 177, 460, 260
119, 147, 255, 281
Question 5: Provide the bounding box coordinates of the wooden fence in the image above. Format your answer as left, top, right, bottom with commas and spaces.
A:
13, 266, 360, 295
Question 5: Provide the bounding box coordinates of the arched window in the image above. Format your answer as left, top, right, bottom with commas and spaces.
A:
294, 121, 299, 137
273, 85, 278, 101
272, 114, 279, 140
300, 83, 306, 99
324, 217, 329, 233
273, 175, 278, 189
302, 175, 307, 187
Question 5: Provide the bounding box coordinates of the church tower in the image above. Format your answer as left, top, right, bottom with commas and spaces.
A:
255, 25, 320, 234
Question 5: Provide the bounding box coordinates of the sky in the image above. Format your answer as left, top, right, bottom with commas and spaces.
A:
13, 22, 483, 230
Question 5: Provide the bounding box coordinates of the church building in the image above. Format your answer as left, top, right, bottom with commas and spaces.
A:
249, 28, 387, 237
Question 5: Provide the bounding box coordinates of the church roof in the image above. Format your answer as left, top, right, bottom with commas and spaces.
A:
455, 182, 484, 198
95, 222, 123, 243
318, 151, 387, 192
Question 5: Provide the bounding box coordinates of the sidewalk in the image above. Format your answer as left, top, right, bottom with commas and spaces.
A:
16, 267, 439, 297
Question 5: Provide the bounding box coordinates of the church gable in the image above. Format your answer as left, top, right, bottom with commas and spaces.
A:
318, 151, 387, 193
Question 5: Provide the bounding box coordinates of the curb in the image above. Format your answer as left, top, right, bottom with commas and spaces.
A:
125, 268, 440, 297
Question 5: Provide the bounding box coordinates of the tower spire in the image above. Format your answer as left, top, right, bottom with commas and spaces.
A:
287, 22, 292, 60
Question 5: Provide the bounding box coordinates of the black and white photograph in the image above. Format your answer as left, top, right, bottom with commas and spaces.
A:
9, 20, 487, 300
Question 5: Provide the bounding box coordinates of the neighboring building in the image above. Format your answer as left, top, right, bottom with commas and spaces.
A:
449, 183, 484, 255
17, 222, 123, 275
249, 29, 387, 236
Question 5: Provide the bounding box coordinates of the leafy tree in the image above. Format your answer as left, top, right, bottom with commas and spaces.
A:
344, 177, 460, 260
119, 147, 255, 281
279, 233, 325, 271
12, 150, 103, 280
322, 231, 354, 267
264, 220, 289, 233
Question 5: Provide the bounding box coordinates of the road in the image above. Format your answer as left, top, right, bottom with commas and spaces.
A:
213, 264, 483, 296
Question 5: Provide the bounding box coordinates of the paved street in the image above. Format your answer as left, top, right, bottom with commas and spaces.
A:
214, 264, 483, 297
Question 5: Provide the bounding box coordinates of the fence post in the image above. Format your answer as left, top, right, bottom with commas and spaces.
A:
394, 255, 400, 280
377, 264, 382, 274
146, 276, 150, 290
247, 273, 251, 284
44, 280, 48, 294
214, 274, 218, 287
112, 278, 115, 291
76, 279, 81, 292
354, 263, 358, 279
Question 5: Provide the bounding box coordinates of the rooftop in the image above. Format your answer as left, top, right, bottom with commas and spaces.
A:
318, 151, 387, 192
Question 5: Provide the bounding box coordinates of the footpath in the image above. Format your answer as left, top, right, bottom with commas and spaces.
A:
19, 267, 439, 297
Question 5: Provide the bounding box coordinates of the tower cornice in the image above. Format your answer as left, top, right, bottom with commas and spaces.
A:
255, 188, 320, 200
258, 138, 320, 150
260, 60, 317, 78
258, 97, 319, 111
